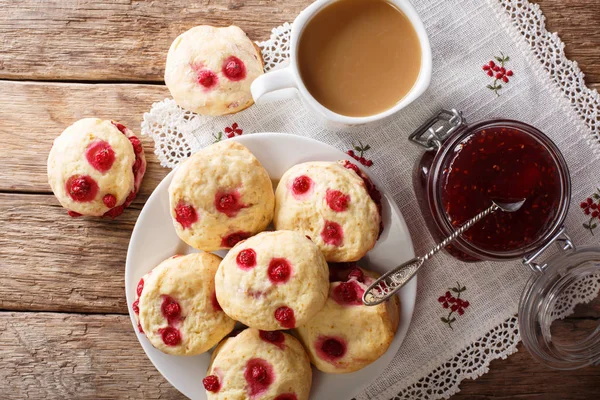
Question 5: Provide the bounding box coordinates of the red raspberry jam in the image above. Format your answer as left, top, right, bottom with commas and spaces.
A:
440, 126, 562, 253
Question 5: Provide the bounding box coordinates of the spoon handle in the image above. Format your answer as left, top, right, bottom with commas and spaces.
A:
362, 203, 499, 306
422, 203, 499, 262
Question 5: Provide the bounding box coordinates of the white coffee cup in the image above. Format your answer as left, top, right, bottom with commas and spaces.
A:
251, 0, 432, 126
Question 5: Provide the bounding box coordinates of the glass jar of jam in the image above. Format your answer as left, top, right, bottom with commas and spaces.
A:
411, 109, 600, 371
412, 109, 571, 262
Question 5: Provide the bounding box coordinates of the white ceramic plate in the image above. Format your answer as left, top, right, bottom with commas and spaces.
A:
126, 133, 416, 400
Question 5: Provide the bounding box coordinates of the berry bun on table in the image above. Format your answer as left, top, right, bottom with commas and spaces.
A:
215, 230, 329, 331
295, 263, 400, 374
47, 118, 146, 218
274, 160, 383, 262
137, 252, 235, 356
164, 25, 264, 116
168, 141, 275, 251
203, 328, 312, 400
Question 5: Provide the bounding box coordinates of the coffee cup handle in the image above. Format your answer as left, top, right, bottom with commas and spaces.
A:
251, 67, 298, 104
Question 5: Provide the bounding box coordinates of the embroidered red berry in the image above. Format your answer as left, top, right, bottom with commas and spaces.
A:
593, 211, 599, 218
365, 160, 373, 167
495, 72, 503, 79
237, 248, 257, 269
103, 194, 117, 208
502, 76, 509, 83
506, 70, 513, 76
203, 375, 220, 392
66, 175, 98, 202
224, 123, 243, 137
591, 203, 598, 210
487, 70, 494, 77
500, 67, 506, 74
482, 65, 490, 71
347, 150, 355, 157
274, 306, 295, 328
489, 61, 495, 68
222, 56, 247, 81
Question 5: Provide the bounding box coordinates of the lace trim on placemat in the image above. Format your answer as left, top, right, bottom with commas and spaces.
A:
498, 0, 600, 154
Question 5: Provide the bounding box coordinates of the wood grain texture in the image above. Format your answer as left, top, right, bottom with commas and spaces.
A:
0, 80, 169, 193
0, 312, 184, 399
0, 312, 597, 399
0, 193, 140, 314
536, 0, 600, 83
0, 0, 309, 82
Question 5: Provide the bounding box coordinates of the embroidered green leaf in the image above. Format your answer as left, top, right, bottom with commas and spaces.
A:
449, 317, 456, 323
441, 317, 448, 323
451, 287, 459, 293
486, 84, 494, 89
504, 55, 510, 62
594, 193, 600, 200
363, 145, 371, 151
494, 56, 503, 63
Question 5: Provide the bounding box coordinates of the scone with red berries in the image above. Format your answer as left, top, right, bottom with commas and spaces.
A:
168, 141, 275, 251
203, 328, 311, 400
295, 264, 400, 373
137, 252, 235, 356
165, 25, 264, 116
47, 118, 146, 218
215, 230, 329, 330
274, 161, 382, 262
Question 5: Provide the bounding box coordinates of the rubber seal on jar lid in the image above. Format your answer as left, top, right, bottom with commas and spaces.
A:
518, 245, 600, 370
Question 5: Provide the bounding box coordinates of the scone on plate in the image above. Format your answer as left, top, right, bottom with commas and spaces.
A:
274, 160, 382, 262
47, 118, 146, 218
137, 252, 235, 356
215, 230, 329, 330
165, 25, 264, 116
295, 264, 400, 374
168, 141, 275, 251
203, 328, 311, 400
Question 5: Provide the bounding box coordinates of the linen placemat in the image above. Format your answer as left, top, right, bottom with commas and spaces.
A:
142, 0, 600, 398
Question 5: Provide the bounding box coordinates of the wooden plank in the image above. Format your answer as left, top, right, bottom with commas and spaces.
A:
536, 0, 600, 84
0, 193, 137, 314
0, 0, 309, 82
0, 312, 184, 399
0, 80, 169, 193
0, 1, 598, 83
0, 312, 598, 399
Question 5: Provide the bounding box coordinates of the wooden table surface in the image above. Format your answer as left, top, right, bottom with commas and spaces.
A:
1, 1, 598, 398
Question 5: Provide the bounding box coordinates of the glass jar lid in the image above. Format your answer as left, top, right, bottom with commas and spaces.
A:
519, 235, 600, 370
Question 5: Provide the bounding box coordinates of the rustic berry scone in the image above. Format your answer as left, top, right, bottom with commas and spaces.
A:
295, 264, 400, 374
274, 161, 382, 262
215, 230, 329, 330
137, 252, 235, 356
168, 141, 275, 251
47, 118, 146, 218
164, 25, 264, 116
203, 328, 311, 400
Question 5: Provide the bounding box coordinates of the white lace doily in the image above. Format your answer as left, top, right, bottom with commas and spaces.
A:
142, 1, 600, 399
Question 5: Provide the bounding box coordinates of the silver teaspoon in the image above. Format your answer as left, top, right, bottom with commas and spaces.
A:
362, 199, 526, 306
